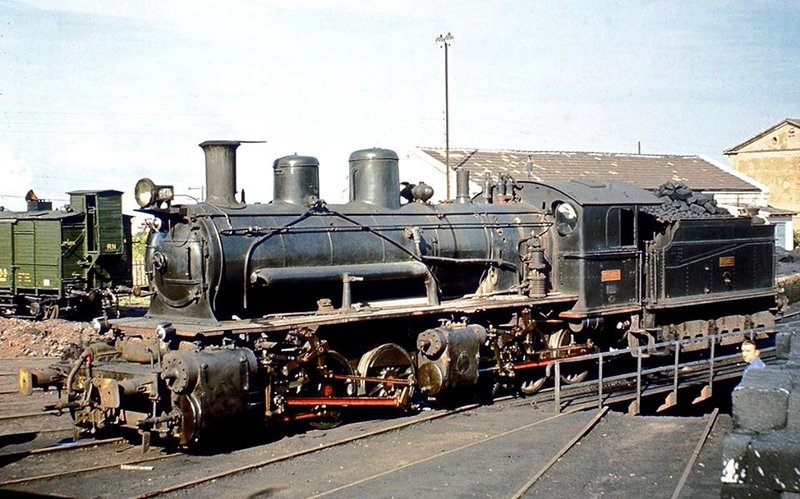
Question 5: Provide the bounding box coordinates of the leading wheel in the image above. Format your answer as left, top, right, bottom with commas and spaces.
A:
173, 394, 202, 447
357, 343, 415, 399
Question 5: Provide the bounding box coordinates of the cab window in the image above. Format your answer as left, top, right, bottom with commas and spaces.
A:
555, 202, 578, 236
606, 207, 634, 247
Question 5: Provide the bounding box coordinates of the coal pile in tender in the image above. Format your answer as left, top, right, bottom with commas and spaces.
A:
643, 181, 731, 220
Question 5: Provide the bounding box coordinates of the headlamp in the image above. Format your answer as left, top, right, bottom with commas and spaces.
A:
135, 178, 174, 209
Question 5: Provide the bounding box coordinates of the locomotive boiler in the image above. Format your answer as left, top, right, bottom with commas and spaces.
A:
20, 140, 779, 447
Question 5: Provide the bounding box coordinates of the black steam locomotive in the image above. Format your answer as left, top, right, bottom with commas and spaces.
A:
20, 141, 777, 447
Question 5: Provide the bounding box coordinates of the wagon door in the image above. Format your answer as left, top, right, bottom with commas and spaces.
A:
14, 219, 62, 296
13, 220, 36, 291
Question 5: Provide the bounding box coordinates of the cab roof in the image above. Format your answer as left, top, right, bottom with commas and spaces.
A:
524, 179, 662, 206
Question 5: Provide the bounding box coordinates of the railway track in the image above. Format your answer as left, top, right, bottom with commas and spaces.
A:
0, 402, 484, 496
0, 359, 735, 498
510, 407, 611, 498
140, 390, 724, 498
0, 322, 792, 497
305, 408, 604, 499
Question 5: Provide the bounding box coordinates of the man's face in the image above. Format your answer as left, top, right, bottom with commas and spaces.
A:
741, 343, 758, 363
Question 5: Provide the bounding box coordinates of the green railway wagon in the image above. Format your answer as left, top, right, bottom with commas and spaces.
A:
0, 190, 132, 319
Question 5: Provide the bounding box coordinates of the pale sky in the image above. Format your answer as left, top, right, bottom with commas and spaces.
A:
1, 0, 798, 211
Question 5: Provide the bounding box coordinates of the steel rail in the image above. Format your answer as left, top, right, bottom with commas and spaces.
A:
0, 452, 178, 486
0, 427, 71, 440
133, 402, 481, 499
1, 321, 792, 496
670, 408, 719, 499
0, 451, 179, 487
777, 309, 800, 322
511, 406, 610, 499
0, 410, 58, 421
0, 436, 125, 469
0, 393, 58, 408
307, 407, 589, 499
497, 351, 749, 419
0, 353, 744, 495
546, 322, 790, 415
0, 437, 152, 487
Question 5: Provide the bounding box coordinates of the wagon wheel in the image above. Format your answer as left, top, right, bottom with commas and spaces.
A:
44, 304, 60, 320
101, 290, 121, 318
28, 301, 44, 320
309, 350, 355, 430
357, 343, 415, 399
548, 329, 589, 384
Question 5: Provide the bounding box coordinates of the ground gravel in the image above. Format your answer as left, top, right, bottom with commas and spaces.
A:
777, 248, 800, 277
0, 318, 101, 358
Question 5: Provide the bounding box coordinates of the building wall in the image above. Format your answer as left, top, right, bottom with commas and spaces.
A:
728, 123, 800, 219
768, 215, 794, 250
400, 148, 483, 203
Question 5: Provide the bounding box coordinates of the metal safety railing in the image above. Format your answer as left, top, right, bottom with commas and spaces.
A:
549, 323, 791, 415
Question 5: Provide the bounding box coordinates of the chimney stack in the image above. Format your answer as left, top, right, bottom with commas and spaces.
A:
199, 140, 244, 208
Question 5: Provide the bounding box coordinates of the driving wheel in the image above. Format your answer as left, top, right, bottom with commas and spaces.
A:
356, 343, 415, 399
309, 350, 354, 430
549, 329, 589, 384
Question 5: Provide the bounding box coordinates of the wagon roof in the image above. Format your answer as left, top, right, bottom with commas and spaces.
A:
0, 209, 82, 221
67, 189, 124, 196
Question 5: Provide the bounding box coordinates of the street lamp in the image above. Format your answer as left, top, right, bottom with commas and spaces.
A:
436, 32, 454, 200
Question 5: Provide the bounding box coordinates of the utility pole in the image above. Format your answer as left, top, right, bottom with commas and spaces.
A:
436, 32, 454, 200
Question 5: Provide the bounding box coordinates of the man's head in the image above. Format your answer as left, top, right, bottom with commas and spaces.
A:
741, 340, 760, 364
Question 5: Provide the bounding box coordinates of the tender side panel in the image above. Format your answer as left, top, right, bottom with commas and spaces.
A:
650, 218, 774, 305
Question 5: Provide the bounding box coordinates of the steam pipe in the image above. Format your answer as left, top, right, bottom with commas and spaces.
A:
65, 351, 91, 397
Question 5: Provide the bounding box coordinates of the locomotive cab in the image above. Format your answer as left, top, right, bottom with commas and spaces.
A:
519, 179, 661, 322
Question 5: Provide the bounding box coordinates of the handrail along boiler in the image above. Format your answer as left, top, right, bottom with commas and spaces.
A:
19, 140, 778, 446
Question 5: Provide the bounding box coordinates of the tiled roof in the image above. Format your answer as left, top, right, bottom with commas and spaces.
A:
760, 205, 798, 216
418, 148, 760, 192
